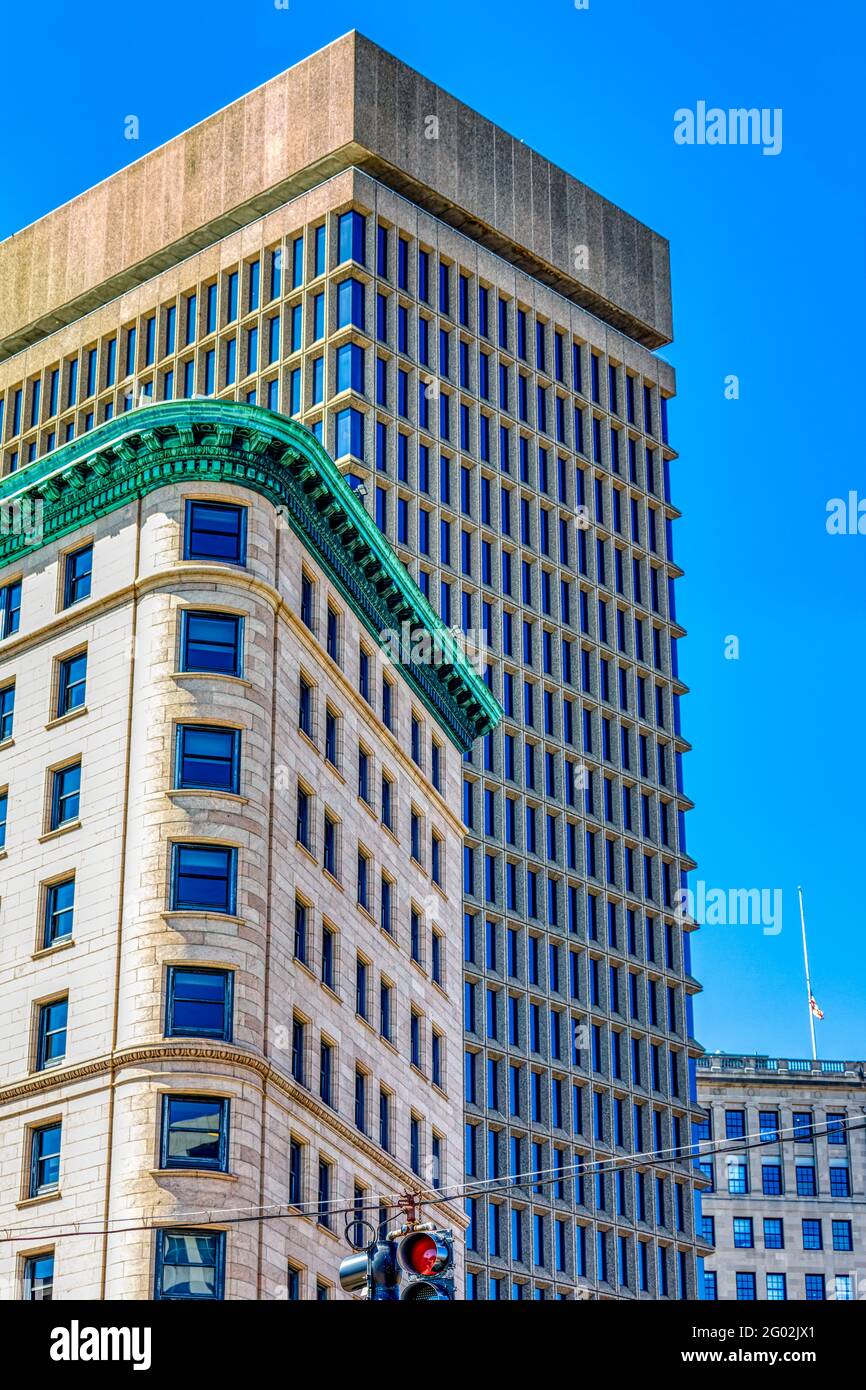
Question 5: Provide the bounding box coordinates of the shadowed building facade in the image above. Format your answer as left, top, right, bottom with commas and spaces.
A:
0, 31, 703, 1299
0, 401, 497, 1299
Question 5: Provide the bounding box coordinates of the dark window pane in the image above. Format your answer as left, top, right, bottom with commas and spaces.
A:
181, 612, 242, 676
37, 998, 68, 1068
58, 652, 87, 715
163, 1096, 227, 1170
172, 845, 236, 913
24, 1253, 54, 1301
167, 967, 231, 1039
177, 726, 239, 792
64, 545, 93, 606
45, 879, 75, 945
157, 1230, 224, 1300
184, 501, 247, 565
51, 763, 81, 828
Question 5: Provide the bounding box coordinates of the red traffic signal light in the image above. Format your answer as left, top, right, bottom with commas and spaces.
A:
339, 1226, 454, 1300
397, 1231, 451, 1278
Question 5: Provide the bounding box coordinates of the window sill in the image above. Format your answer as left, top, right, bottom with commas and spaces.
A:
0, 849, 6, 862
297, 728, 318, 757
161, 912, 246, 927
166, 789, 249, 805
38, 820, 82, 844
148, 1169, 237, 1183
171, 672, 252, 689
181, 556, 248, 571
17, 1191, 62, 1210
46, 707, 88, 731
30, 1058, 66, 1076
0, 737, 14, 752
292, 956, 317, 985
322, 869, 343, 892
32, 938, 75, 961
315, 1222, 343, 1244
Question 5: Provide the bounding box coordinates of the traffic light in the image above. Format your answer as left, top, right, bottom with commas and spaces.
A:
396, 1229, 455, 1301
337, 1250, 370, 1296
338, 1240, 401, 1300
338, 1228, 455, 1300
369, 1240, 401, 1300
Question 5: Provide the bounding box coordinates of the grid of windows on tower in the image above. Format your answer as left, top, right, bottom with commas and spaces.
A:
1, 199, 688, 1301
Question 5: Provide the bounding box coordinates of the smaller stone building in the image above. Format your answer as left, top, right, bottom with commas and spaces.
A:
697, 1053, 866, 1302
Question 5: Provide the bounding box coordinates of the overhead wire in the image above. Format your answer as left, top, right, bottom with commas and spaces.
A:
3, 1113, 859, 1244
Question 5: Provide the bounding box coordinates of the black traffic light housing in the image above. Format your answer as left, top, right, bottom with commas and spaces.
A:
338, 1228, 455, 1300
339, 1239, 401, 1300
369, 1240, 402, 1300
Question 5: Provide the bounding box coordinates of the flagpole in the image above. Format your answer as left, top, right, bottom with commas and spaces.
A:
798, 885, 817, 1061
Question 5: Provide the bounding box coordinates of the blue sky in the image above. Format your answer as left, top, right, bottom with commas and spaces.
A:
2, 0, 864, 1061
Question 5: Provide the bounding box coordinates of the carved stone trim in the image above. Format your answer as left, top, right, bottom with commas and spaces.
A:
0, 1041, 467, 1228
0, 402, 501, 752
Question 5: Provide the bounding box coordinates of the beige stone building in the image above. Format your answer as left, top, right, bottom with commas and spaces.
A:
697, 1054, 866, 1302
0, 400, 499, 1299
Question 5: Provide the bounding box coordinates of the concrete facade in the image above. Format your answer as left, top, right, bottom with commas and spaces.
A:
0, 32, 671, 362
0, 32, 703, 1300
697, 1054, 866, 1302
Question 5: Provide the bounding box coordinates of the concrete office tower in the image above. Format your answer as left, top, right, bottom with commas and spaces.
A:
697, 1054, 866, 1302
0, 32, 703, 1300
0, 400, 498, 1300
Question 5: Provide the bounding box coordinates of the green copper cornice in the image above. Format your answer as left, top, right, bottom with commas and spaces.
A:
0, 401, 501, 752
